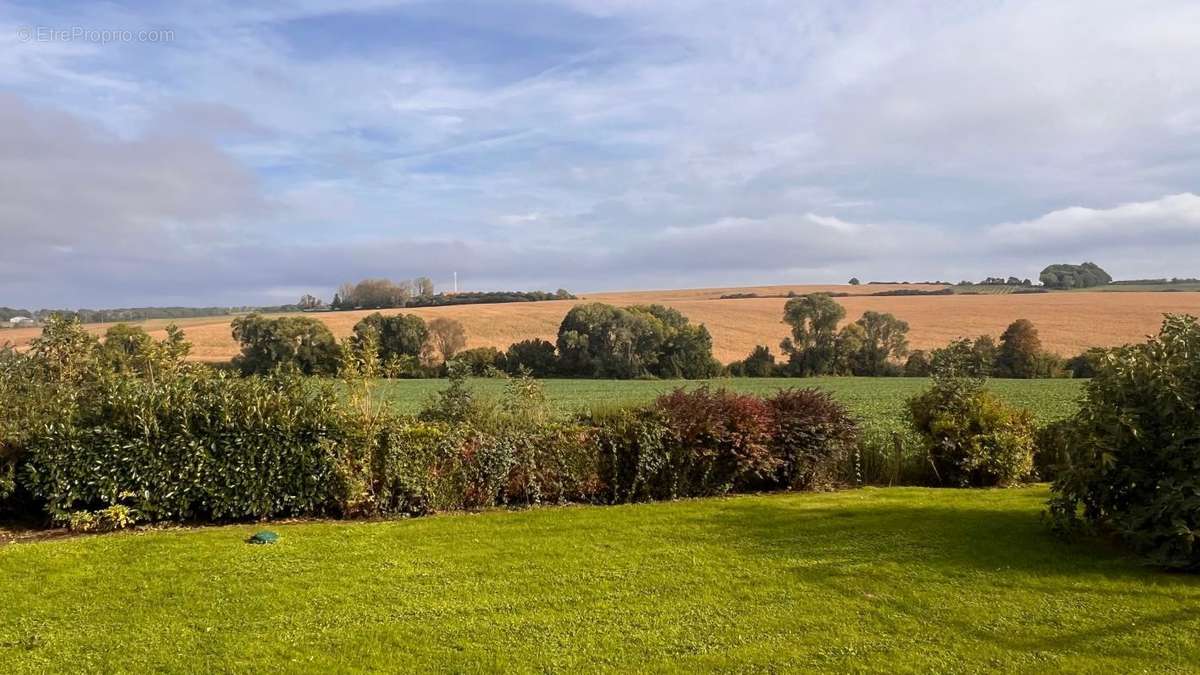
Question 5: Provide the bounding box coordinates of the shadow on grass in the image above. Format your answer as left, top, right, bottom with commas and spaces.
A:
664, 492, 1200, 658
678, 492, 1198, 584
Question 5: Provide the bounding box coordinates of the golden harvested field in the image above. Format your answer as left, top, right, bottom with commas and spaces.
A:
4, 284, 1199, 364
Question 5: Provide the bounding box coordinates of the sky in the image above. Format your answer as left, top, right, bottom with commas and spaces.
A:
2, 0, 1200, 307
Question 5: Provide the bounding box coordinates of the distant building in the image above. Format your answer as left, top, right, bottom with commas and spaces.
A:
8, 316, 35, 327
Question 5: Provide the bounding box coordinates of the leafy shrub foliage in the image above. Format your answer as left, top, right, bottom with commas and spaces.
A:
1, 317, 863, 528
1039, 262, 1112, 289
1048, 315, 1200, 570
654, 387, 777, 495
907, 345, 1035, 486
451, 347, 507, 376
768, 389, 859, 490
232, 314, 340, 375
351, 312, 429, 369
504, 339, 558, 377
556, 303, 720, 379
728, 345, 778, 377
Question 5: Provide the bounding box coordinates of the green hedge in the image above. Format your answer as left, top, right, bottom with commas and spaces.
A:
1049, 314, 1200, 570
1, 319, 864, 530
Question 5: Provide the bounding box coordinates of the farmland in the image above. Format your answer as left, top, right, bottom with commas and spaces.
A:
373, 376, 1084, 432
4, 487, 1198, 672
5, 284, 1200, 365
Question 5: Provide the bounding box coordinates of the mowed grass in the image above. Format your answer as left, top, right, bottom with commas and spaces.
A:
3, 487, 1198, 672
373, 377, 1085, 432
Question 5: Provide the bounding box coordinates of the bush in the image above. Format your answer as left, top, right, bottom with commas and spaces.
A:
1033, 418, 1075, 482
766, 389, 858, 490
20, 369, 346, 522
3, 319, 864, 528
587, 407, 671, 502
1064, 348, 1105, 378
504, 339, 558, 377
903, 350, 931, 377
451, 347, 507, 376
653, 387, 778, 496
728, 345, 777, 377
907, 351, 1035, 487
1048, 314, 1200, 570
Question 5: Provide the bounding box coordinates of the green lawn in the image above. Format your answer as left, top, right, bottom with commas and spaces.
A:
3, 487, 1197, 672
373, 377, 1084, 433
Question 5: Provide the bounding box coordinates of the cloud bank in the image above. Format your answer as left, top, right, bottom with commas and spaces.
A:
1, 0, 1199, 305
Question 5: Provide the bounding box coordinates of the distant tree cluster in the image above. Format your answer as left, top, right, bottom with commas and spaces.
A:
1039, 262, 1112, 289
772, 294, 911, 377
328, 277, 572, 311
0, 307, 33, 322
331, 277, 434, 310
407, 289, 574, 308
904, 319, 1074, 379
2, 306, 309, 325
954, 277, 1033, 287
557, 303, 721, 379
230, 312, 473, 378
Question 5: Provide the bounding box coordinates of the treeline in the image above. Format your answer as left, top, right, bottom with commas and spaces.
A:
727, 294, 1091, 379
228, 302, 721, 380
0, 306, 305, 324
229, 293, 1098, 381
329, 277, 573, 311
1111, 277, 1200, 286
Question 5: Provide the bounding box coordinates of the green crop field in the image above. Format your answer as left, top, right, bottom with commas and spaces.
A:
3, 487, 1197, 672
949, 284, 1023, 294
373, 377, 1085, 433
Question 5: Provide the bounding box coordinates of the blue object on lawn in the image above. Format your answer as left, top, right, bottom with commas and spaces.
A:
247, 531, 279, 545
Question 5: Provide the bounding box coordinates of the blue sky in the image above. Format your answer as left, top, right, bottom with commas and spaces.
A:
2, 0, 1200, 306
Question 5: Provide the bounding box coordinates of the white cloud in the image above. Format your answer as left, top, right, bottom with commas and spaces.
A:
2, 1, 1200, 305
988, 193, 1200, 251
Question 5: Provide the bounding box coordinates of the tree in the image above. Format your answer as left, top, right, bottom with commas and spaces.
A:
628, 305, 720, 378
848, 277, 861, 286
728, 345, 776, 377
1065, 348, 1106, 378
504, 339, 558, 377
297, 294, 324, 310
556, 303, 718, 379
854, 311, 909, 375
780, 294, 846, 376
99, 323, 153, 372
904, 350, 931, 376
834, 322, 867, 375
970, 335, 998, 376
231, 314, 340, 375
1039, 262, 1112, 289
451, 347, 506, 376
994, 319, 1043, 378
351, 313, 428, 366
426, 317, 467, 363
414, 276, 435, 298
336, 282, 356, 308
